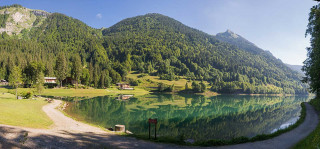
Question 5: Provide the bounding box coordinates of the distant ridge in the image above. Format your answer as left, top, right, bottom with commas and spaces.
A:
285, 64, 304, 75
0, 5, 308, 94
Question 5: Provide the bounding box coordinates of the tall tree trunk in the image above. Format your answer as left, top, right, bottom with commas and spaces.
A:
60, 80, 62, 88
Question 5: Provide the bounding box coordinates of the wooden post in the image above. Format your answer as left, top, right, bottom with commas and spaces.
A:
148, 118, 158, 140
149, 120, 151, 139
155, 120, 157, 140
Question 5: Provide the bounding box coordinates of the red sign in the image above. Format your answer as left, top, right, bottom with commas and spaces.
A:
148, 118, 157, 124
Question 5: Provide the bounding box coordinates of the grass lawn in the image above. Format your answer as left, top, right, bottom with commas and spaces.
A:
0, 86, 150, 97
293, 98, 320, 149
0, 93, 53, 128
40, 87, 149, 97
127, 71, 210, 91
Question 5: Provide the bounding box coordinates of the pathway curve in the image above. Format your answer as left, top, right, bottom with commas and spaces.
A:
0, 100, 318, 149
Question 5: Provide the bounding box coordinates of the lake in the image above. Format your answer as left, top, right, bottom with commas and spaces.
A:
63, 94, 311, 141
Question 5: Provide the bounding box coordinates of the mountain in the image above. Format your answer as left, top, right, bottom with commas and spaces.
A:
216, 30, 305, 76
0, 4, 49, 36
216, 30, 264, 55
285, 64, 304, 75
0, 5, 308, 94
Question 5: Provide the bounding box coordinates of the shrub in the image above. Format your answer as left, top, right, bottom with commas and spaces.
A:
66, 84, 74, 89
129, 78, 139, 86
21, 92, 32, 99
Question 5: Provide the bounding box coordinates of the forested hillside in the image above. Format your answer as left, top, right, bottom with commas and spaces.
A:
0, 5, 308, 94
285, 64, 303, 75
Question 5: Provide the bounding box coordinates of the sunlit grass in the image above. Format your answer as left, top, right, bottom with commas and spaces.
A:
127, 71, 210, 91
293, 98, 320, 149
0, 86, 150, 97
0, 93, 53, 128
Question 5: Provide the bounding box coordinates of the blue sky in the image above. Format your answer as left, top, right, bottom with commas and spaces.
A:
0, 0, 317, 65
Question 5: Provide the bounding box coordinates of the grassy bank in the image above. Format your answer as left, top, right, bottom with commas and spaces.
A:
293, 98, 320, 149
127, 103, 307, 146
0, 86, 150, 97
0, 93, 53, 128
127, 72, 211, 92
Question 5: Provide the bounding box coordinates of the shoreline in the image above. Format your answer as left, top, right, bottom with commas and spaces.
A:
0, 99, 317, 148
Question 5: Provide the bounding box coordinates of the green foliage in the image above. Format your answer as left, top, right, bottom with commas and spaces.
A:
0, 14, 9, 28
129, 78, 139, 86
81, 68, 90, 86
55, 52, 67, 87
192, 81, 205, 93
8, 66, 22, 89
71, 54, 82, 89
294, 98, 320, 149
24, 61, 45, 86
8, 66, 22, 98
0, 9, 308, 94
185, 82, 189, 90
21, 91, 32, 99
303, 4, 320, 95
34, 71, 44, 93
102, 13, 307, 94
158, 83, 174, 92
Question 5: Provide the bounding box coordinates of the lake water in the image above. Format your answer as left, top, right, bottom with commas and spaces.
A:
63, 94, 311, 141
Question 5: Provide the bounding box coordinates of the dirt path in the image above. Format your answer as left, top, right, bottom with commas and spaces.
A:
0, 100, 318, 149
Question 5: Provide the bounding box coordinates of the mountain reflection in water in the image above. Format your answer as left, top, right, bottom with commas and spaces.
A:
64, 94, 310, 141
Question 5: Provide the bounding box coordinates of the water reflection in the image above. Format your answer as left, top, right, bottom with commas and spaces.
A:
64, 94, 310, 141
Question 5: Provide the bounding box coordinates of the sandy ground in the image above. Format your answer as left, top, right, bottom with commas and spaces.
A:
0, 100, 318, 149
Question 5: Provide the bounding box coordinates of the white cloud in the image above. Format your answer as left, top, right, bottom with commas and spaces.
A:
96, 13, 102, 19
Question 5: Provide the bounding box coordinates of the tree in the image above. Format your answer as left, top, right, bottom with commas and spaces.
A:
303, 4, 320, 95
200, 81, 206, 93
192, 81, 201, 93
185, 82, 189, 90
55, 53, 67, 87
99, 71, 105, 88
34, 71, 44, 94
24, 61, 44, 86
158, 83, 166, 92
81, 68, 90, 86
8, 66, 22, 99
71, 55, 82, 89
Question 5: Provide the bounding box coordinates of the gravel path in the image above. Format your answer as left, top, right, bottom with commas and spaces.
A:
0, 100, 318, 149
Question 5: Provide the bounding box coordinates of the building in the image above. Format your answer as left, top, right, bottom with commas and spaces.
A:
0, 79, 8, 85
44, 77, 57, 83
116, 83, 134, 90
63, 77, 78, 85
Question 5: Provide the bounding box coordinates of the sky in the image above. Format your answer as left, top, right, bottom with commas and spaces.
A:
0, 0, 317, 65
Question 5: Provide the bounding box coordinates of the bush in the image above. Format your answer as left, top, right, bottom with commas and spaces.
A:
129, 78, 139, 86
21, 92, 32, 99
66, 84, 74, 89
158, 83, 174, 92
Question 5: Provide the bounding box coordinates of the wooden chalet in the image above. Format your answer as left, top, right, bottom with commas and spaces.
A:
116, 83, 134, 90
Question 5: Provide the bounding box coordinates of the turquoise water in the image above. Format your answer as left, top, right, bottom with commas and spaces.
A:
64, 94, 310, 141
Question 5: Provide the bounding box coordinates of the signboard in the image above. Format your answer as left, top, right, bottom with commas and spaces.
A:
148, 118, 157, 139
148, 118, 157, 124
